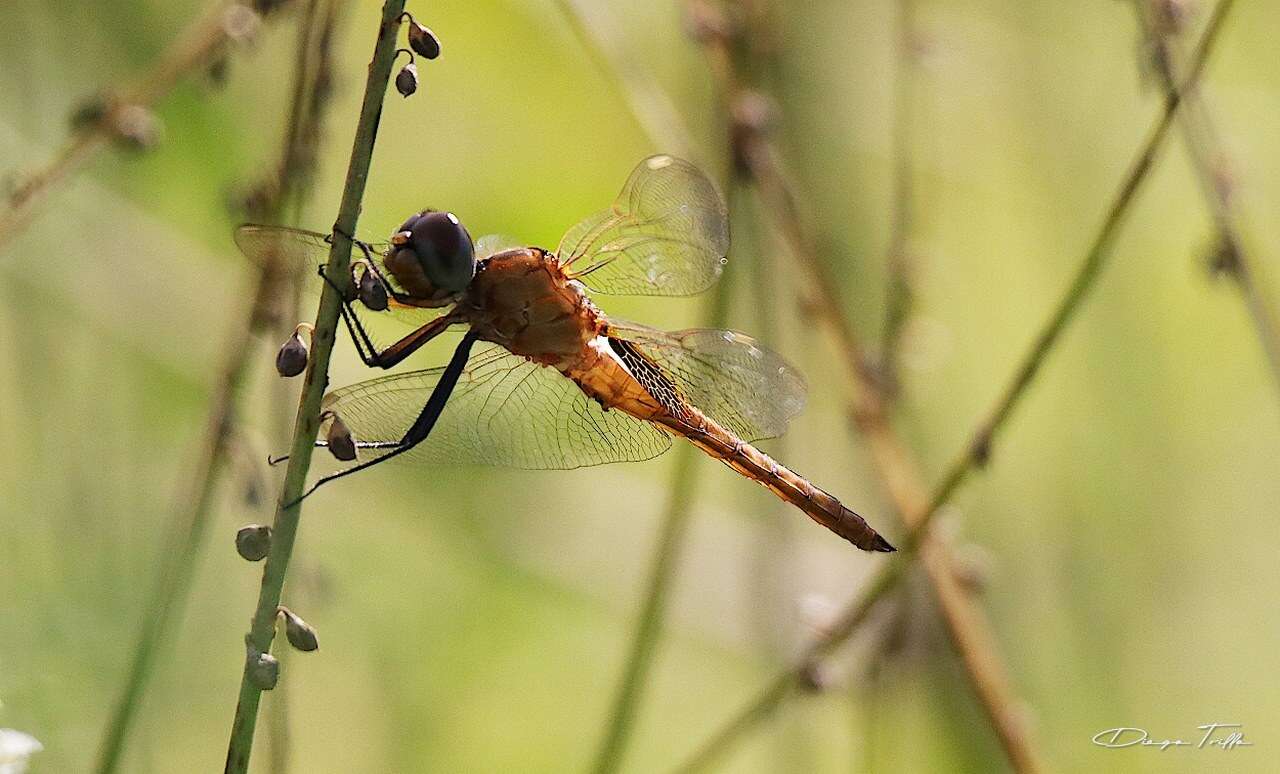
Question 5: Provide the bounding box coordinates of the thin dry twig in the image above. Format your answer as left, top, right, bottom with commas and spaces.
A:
0, 1, 291, 254
683, 2, 1042, 770
223, 3, 407, 771
1135, 0, 1280, 393
673, 1, 1238, 770
879, 0, 920, 392
92, 4, 341, 773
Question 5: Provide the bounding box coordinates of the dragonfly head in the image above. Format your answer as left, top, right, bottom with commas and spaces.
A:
391, 210, 476, 294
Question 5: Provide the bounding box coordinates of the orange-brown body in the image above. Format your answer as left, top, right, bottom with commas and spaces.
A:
430, 247, 889, 551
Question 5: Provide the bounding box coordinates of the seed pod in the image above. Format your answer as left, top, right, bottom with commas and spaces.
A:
69, 97, 108, 132
275, 332, 309, 377
111, 105, 162, 151
247, 649, 279, 690
325, 414, 357, 461
407, 21, 441, 59
357, 267, 389, 311
235, 524, 272, 562
395, 62, 419, 98
206, 54, 230, 88
278, 607, 319, 652
797, 661, 831, 693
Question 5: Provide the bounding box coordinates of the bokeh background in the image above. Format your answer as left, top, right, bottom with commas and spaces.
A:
2, 1, 1278, 772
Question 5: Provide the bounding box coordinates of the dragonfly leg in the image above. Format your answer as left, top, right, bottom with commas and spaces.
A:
284, 330, 480, 508
317, 266, 458, 369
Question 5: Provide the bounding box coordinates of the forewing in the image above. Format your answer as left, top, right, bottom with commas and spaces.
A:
235, 224, 445, 332
320, 346, 672, 469
607, 322, 806, 442
557, 155, 729, 297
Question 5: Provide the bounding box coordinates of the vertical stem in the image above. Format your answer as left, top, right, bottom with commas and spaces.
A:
223, 4, 406, 772
94, 279, 269, 774
879, 0, 918, 389
589, 448, 699, 774
590, 210, 737, 774
93, 3, 343, 768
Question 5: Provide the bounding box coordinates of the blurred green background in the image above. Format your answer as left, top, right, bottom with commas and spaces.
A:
1, 1, 1277, 772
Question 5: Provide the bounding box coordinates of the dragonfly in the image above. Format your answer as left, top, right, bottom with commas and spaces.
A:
236, 155, 893, 552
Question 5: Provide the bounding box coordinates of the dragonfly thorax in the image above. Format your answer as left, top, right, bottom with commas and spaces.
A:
461, 247, 603, 369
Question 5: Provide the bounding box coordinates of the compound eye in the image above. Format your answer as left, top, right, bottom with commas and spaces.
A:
408, 211, 475, 292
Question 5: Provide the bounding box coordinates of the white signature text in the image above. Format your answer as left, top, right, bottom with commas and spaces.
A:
1092, 723, 1253, 751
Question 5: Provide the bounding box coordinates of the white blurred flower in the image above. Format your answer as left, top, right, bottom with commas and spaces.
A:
0, 728, 43, 774
797, 592, 838, 636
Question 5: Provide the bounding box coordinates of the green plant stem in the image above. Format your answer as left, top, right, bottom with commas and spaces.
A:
671, 2, 1237, 770
590, 208, 737, 774
589, 448, 699, 774
92, 4, 339, 771
222, 4, 406, 772
94, 282, 269, 774
558, 1, 1040, 769
697, 4, 1045, 769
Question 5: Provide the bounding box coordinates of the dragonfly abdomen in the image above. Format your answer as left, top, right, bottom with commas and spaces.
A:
670, 414, 894, 553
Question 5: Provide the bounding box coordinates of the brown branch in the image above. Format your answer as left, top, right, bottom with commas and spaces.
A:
682, 3, 1042, 770
673, 1, 1238, 770
1135, 0, 1280, 394
0, 1, 292, 253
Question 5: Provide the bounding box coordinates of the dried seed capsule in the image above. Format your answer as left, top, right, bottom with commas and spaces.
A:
407, 21, 441, 59
325, 414, 357, 461
247, 649, 279, 690
206, 54, 230, 88
235, 524, 272, 562
395, 62, 419, 97
278, 607, 319, 652
797, 661, 831, 693
69, 96, 108, 132
275, 332, 309, 377
111, 105, 162, 151
357, 267, 389, 311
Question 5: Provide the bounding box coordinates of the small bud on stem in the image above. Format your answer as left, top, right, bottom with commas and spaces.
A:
407, 20, 441, 59
357, 265, 389, 310
235, 524, 272, 561
275, 323, 313, 377
395, 61, 419, 98
322, 411, 358, 461
277, 606, 319, 652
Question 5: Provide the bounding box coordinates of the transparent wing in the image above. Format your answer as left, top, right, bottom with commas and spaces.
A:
320, 346, 673, 469
557, 155, 729, 297
474, 233, 524, 260
234, 224, 392, 277
607, 321, 806, 442
235, 224, 449, 333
